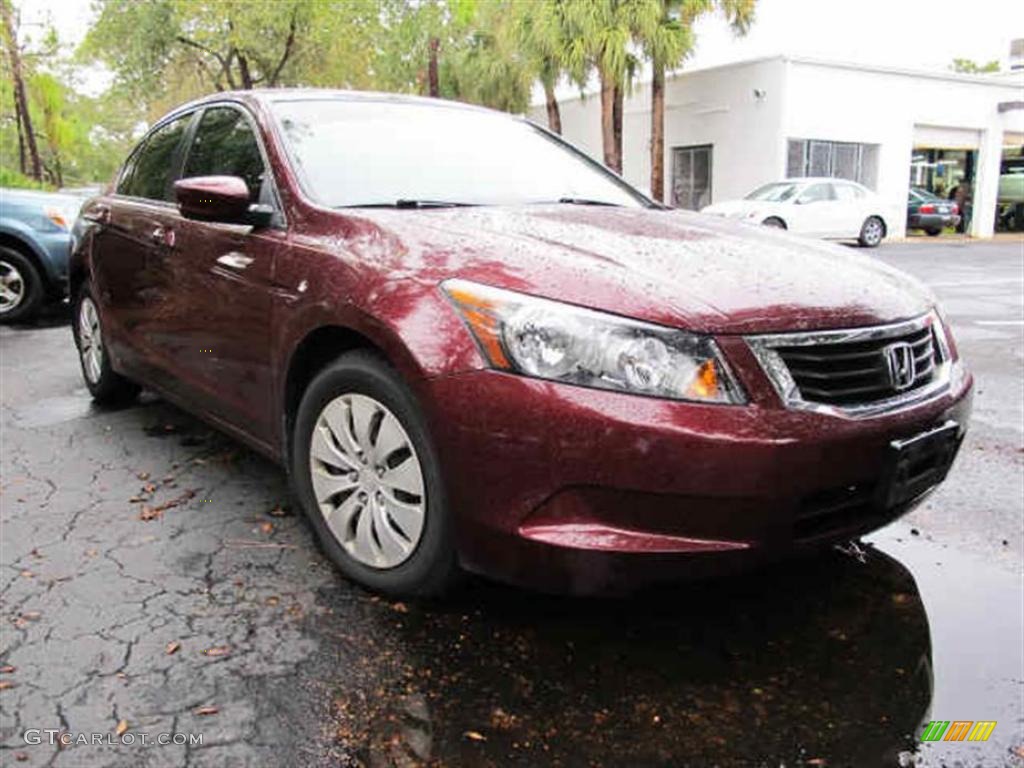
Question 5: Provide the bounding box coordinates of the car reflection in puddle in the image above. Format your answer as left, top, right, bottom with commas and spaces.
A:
315, 546, 940, 767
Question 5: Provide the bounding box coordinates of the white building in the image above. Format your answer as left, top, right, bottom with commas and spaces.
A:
529, 55, 1024, 238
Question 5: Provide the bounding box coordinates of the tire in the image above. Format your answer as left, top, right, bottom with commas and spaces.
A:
291, 350, 459, 597
858, 216, 885, 247
0, 246, 44, 323
925, 228, 942, 237
762, 217, 786, 229
72, 286, 140, 405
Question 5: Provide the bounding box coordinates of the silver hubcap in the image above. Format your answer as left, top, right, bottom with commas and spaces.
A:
0, 261, 25, 313
78, 297, 103, 384
309, 394, 426, 569
864, 219, 882, 243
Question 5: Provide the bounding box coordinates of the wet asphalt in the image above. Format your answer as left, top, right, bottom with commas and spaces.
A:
0, 239, 1021, 768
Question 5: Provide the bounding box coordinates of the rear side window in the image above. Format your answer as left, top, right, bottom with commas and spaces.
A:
120, 115, 191, 201
833, 184, 862, 201
183, 107, 266, 202
798, 183, 834, 204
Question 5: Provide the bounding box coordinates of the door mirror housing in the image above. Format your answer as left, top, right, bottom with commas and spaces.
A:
174, 176, 267, 226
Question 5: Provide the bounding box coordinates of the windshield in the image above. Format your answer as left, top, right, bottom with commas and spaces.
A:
745, 182, 802, 202
271, 99, 647, 209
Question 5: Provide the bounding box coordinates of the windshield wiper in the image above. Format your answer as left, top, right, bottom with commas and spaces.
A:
336, 200, 477, 209
554, 197, 622, 207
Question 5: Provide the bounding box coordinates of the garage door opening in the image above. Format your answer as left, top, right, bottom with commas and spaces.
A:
997, 139, 1023, 233
908, 147, 977, 237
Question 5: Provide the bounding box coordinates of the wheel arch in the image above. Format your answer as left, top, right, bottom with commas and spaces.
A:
280, 324, 414, 465
762, 216, 788, 229
0, 230, 50, 291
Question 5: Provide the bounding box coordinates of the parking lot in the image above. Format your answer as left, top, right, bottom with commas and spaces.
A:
1, 240, 1021, 767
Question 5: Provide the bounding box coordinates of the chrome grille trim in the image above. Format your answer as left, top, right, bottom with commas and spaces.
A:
745, 312, 954, 419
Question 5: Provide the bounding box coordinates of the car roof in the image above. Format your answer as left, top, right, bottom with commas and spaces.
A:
167, 88, 501, 122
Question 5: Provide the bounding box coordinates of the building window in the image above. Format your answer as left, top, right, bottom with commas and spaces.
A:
787, 139, 879, 189
671, 144, 713, 210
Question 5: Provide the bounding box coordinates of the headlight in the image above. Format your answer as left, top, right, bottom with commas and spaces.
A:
442, 279, 744, 404
43, 205, 71, 231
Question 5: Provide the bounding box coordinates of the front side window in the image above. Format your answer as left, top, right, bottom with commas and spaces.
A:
121, 115, 192, 201
271, 99, 647, 208
184, 107, 266, 202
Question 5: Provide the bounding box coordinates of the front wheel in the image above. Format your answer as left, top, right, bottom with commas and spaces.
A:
0, 247, 44, 324
291, 350, 459, 597
762, 217, 786, 229
72, 288, 140, 405
858, 216, 885, 247
925, 228, 942, 237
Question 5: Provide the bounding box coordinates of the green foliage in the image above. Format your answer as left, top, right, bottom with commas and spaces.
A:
1, 0, 760, 188
950, 58, 1000, 74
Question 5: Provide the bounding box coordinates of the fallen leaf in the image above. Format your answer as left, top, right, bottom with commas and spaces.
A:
1014, 745, 1024, 759
807, 760, 828, 767
0, 665, 15, 674
162, 475, 174, 483
258, 522, 274, 534
142, 483, 157, 494
165, 641, 181, 656
203, 646, 231, 657
137, 472, 150, 481
266, 596, 280, 606
20, 611, 41, 621
391, 602, 409, 614
463, 731, 487, 742
14, 752, 27, 762
268, 505, 291, 518
194, 705, 219, 716
115, 720, 128, 736
139, 506, 160, 521
0, 680, 16, 690
128, 496, 145, 503
20, 570, 33, 579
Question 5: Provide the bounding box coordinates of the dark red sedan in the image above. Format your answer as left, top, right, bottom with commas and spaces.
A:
70, 90, 972, 595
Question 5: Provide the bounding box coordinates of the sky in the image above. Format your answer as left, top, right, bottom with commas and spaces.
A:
20, 0, 1024, 97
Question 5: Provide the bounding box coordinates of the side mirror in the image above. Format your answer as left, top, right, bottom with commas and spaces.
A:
174, 176, 258, 225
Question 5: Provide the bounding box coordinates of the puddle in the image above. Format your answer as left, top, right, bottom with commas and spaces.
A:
291, 527, 1024, 768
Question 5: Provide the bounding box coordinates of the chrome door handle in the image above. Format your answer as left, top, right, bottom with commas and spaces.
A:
216, 252, 254, 270
149, 226, 174, 247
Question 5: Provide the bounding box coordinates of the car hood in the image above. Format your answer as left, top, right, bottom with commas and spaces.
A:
337, 205, 934, 335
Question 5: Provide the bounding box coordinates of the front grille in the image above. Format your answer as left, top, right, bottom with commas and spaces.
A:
774, 324, 938, 407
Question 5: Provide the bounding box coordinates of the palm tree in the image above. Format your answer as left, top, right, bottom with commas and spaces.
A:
564, 0, 652, 173
642, 0, 755, 202
506, 0, 575, 134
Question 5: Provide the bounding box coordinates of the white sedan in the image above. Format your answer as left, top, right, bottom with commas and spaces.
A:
701, 178, 891, 247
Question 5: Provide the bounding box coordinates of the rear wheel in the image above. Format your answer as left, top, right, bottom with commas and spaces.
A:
925, 228, 942, 237
0, 246, 44, 324
291, 350, 459, 597
72, 287, 140, 405
762, 217, 786, 229
858, 216, 885, 247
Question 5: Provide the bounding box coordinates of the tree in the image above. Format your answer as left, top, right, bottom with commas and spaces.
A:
506, 0, 578, 134
640, 0, 754, 201
563, 0, 649, 173
81, 0, 381, 114
1, 0, 42, 180
950, 58, 1000, 74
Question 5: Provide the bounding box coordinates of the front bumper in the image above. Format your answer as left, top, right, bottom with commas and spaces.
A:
423, 358, 973, 594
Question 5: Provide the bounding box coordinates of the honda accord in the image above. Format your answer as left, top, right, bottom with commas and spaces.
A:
69, 90, 972, 595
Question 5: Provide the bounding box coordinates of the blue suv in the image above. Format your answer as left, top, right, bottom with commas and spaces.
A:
0, 188, 85, 322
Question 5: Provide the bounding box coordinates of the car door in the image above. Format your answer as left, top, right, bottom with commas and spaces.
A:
832, 182, 868, 236
86, 113, 194, 380
787, 182, 836, 235
166, 104, 287, 443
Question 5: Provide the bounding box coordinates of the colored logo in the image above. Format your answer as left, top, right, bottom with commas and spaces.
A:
920, 720, 996, 742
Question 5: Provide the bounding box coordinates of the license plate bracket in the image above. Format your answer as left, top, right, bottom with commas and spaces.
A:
875, 420, 962, 509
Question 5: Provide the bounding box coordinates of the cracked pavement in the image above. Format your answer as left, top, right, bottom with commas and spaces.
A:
1, 241, 1021, 767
